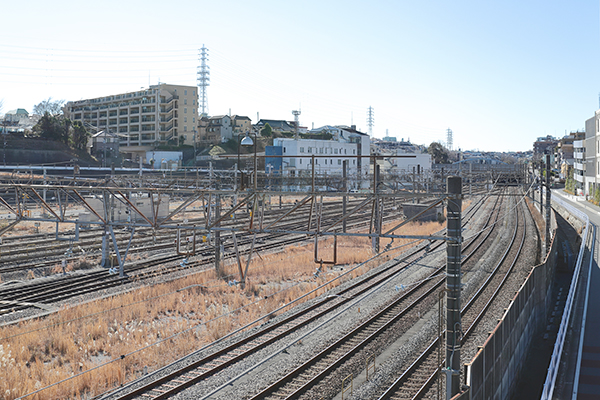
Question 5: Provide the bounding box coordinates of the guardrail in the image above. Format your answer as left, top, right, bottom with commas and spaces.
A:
540, 195, 590, 400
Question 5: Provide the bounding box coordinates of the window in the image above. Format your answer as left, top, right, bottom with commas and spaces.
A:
344, 149, 347, 154
338, 159, 342, 165
184, 89, 188, 95
353, 149, 356, 154
184, 117, 187, 123
193, 117, 195, 123
300, 159, 302, 164
319, 148, 323, 154
325, 160, 327, 165
184, 99, 187, 105
334, 149, 338, 154
184, 108, 187, 114
300, 147, 304, 153
193, 99, 196, 105
283, 147, 286, 153
308, 147, 312, 153
184, 126, 187, 132
353, 160, 356, 165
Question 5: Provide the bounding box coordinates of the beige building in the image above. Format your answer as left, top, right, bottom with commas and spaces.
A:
65, 84, 198, 161
232, 115, 252, 136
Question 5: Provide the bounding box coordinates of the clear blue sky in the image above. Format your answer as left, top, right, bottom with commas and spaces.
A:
1, 0, 599, 152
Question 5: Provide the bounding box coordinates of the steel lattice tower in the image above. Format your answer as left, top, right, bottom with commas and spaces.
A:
367, 106, 374, 137
197, 46, 210, 117
446, 128, 453, 151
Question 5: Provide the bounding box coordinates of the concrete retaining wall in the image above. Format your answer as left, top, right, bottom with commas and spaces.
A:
455, 212, 558, 400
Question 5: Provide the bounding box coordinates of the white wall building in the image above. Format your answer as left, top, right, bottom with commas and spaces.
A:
573, 139, 585, 192
266, 126, 370, 189
269, 127, 369, 174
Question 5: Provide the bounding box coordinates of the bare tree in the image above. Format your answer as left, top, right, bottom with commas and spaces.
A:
33, 97, 65, 116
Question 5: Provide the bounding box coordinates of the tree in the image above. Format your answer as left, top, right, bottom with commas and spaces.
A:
261, 123, 273, 137
70, 121, 90, 151
32, 112, 73, 145
33, 97, 65, 116
427, 142, 449, 164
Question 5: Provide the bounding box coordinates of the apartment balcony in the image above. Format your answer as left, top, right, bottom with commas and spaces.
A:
160, 115, 174, 123
142, 116, 155, 123
574, 151, 584, 160
141, 133, 155, 141
130, 109, 140, 114
575, 174, 585, 183
160, 105, 174, 114
160, 95, 178, 104
160, 133, 174, 142
574, 162, 584, 171
141, 107, 155, 114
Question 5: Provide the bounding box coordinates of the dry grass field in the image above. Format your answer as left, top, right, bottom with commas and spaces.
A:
0, 204, 464, 399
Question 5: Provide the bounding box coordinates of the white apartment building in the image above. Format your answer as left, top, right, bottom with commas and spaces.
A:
65, 84, 198, 161
573, 138, 585, 192
266, 126, 370, 189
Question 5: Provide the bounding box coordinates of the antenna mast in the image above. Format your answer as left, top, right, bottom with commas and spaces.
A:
367, 106, 374, 137
197, 45, 210, 117
292, 109, 301, 139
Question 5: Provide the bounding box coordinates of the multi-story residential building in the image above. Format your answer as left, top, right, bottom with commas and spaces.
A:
583, 112, 599, 196
533, 135, 558, 160
573, 137, 585, 192
196, 116, 214, 144
64, 84, 198, 161
4, 108, 29, 123
206, 115, 233, 142
555, 131, 584, 180
232, 115, 252, 136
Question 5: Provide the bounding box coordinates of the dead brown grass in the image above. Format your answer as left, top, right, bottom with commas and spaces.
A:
0, 216, 445, 399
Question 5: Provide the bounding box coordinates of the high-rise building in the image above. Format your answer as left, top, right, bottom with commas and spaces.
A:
65, 83, 198, 161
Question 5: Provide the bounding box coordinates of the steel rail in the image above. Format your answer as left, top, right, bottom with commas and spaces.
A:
377, 192, 528, 400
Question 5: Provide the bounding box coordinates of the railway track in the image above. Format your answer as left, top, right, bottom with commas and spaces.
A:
376, 192, 528, 400
100, 193, 496, 399
0, 198, 371, 268
0, 196, 414, 316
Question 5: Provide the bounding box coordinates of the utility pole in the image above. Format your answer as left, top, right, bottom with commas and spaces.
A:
342, 160, 348, 233
545, 154, 551, 253
445, 176, 462, 399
